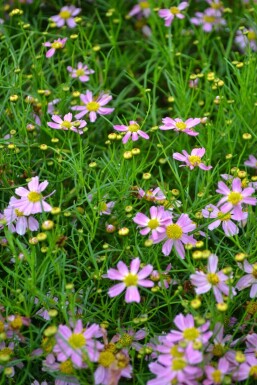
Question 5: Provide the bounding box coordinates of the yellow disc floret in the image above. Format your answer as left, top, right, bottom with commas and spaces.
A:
51, 42, 64, 49
124, 273, 138, 286
128, 123, 140, 132
172, 358, 186, 371
166, 224, 183, 239
175, 122, 187, 130
59, 360, 74, 374
68, 333, 86, 349
207, 273, 220, 285
59, 10, 71, 19
86, 101, 100, 112
183, 327, 200, 341
227, 192, 243, 205
188, 155, 201, 166
170, 7, 180, 14
98, 351, 116, 367
61, 121, 72, 129
148, 219, 159, 229
27, 191, 41, 202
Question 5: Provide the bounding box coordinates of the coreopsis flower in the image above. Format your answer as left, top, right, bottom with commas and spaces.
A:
205, 0, 224, 10
151, 264, 175, 289
158, 2, 188, 27
202, 204, 246, 237
133, 206, 172, 240
235, 28, 257, 52
47, 98, 60, 115
234, 355, 257, 381
43, 353, 80, 384
190, 9, 226, 32
53, 320, 103, 367
190, 254, 235, 303
244, 154, 257, 169
43, 38, 67, 58
153, 214, 197, 259
4, 201, 39, 235
98, 201, 115, 215
236, 260, 257, 298
128, 1, 151, 18
111, 329, 146, 351
113, 120, 149, 144
204, 357, 230, 385
206, 322, 232, 359
137, 187, 166, 202
67, 63, 94, 82
31, 381, 49, 385
173, 148, 212, 170
159, 117, 200, 136
245, 333, 257, 356
50, 5, 81, 28
47, 113, 86, 135
106, 257, 154, 303
216, 177, 256, 221
8, 176, 53, 216
72, 91, 114, 122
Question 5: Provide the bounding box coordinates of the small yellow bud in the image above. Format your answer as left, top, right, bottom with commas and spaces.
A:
118, 227, 130, 236
42, 220, 54, 230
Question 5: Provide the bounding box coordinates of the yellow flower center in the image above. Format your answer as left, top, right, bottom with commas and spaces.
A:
188, 155, 201, 166
15, 209, 24, 217
86, 101, 100, 112
203, 15, 216, 23
250, 365, 257, 378
59, 360, 74, 374
0, 321, 4, 333
68, 333, 86, 349
183, 327, 200, 341
212, 343, 224, 357
170, 6, 180, 14
248, 31, 256, 41
252, 264, 257, 279
227, 192, 243, 205
0, 348, 13, 361
172, 358, 186, 371
175, 122, 187, 130
217, 212, 231, 221
76, 68, 85, 77
119, 334, 133, 347
166, 224, 183, 239
148, 218, 159, 229
27, 191, 41, 203
10, 316, 23, 329
140, 1, 149, 9
51, 42, 64, 49
207, 273, 220, 285
212, 369, 222, 383
123, 273, 138, 287
211, 1, 223, 9
98, 351, 116, 367
170, 345, 184, 358
128, 123, 140, 132
59, 10, 71, 19
99, 202, 108, 212
61, 120, 72, 129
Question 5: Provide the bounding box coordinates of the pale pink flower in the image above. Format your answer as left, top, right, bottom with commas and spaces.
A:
153, 214, 196, 259
191, 8, 226, 32
67, 63, 94, 82
106, 257, 154, 303
244, 154, 257, 169
205, 0, 224, 11
47, 99, 60, 115
206, 322, 232, 358
47, 113, 86, 135
50, 6, 81, 28
128, 1, 151, 18
43, 38, 67, 58
4, 200, 39, 235
173, 148, 212, 170
72, 91, 114, 122
190, 254, 235, 303
137, 187, 166, 202
113, 120, 149, 144
235, 28, 257, 52
151, 264, 174, 289
158, 2, 188, 27
234, 356, 257, 381
245, 333, 257, 356
31, 381, 49, 385
99, 201, 115, 215
111, 329, 146, 351
204, 357, 230, 385
160, 117, 200, 136
95, 349, 132, 385
236, 260, 257, 298
133, 206, 172, 240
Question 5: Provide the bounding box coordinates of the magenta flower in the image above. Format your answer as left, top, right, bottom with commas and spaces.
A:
216, 177, 256, 220
190, 8, 226, 32
244, 154, 257, 169
204, 357, 230, 385
113, 120, 149, 144
106, 257, 154, 303
236, 260, 257, 298
159, 117, 200, 136
8, 176, 53, 216
128, 1, 151, 18
53, 320, 103, 367
43, 38, 67, 58
72, 91, 114, 122
190, 254, 235, 303
67, 63, 94, 82
47, 113, 86, 135
133, 206, 172, 240
173, 148, 212, 170
158, 2, 188, 27
153, 214, 196, 259
50, 6, 81, 28
4, 200, 39, 235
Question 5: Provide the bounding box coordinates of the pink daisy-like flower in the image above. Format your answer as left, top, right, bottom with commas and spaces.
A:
113, 120, 149, 144
128, 1, 151, 18
111, 329, 146, 351
205, 0, 224, 11
50, 6, 81, 28
106, 257, 154, 303
137, 187, 166, 202
159, 117, 200, 136
133, 206, 172, 240
173, 148, 212, 171
98, 201, 115, 216
234, 355, 257, 382
47, 113, 86, 135
190, 254, 235, 303
244, 154, 257, 169
31, 381, 49, 385
190, 8, 226, 32
4, 200, 39, 235
204, 357, 230, 385
53, 320, 103, 367
9, 176, 53, 216
235, 28, 257, 52
236, 260, 257, 298
43, 38, 67, 58
158, 2, 188, 27
153, 214, 196, 259
71, 90, 114, 122
206, 322, 232, 359
216, 177, 256, 221
67, 63, 94, 82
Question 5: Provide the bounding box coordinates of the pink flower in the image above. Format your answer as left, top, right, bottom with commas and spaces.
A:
67, 63, 94, 82
47, 113, 86, 135
190, 8, 226, 32
234, 355, 257, 381
236, 260, 257, 298
204, 357, 230, 385
128, 1, 151, 18
50, 6, 81, 28
153, 214, 196, 259
113, 120, 149, 144
159, 117, 200, 136
190, 254, 235, 303
111, 329, 146, 351
137, 187, 166, 202
244, 154, 257, 169
72, 91, 114, 122
158, 2, 188, 27
4, 200, 39, 235
43, 38, 67, 58
98, 201, 115, 215
235, 29, 257, 52
8, 176, 53, 216
216, 177, 256, 220
106, 257, 154, 303
133, 206, 172, 240
173, 148, 212, 170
